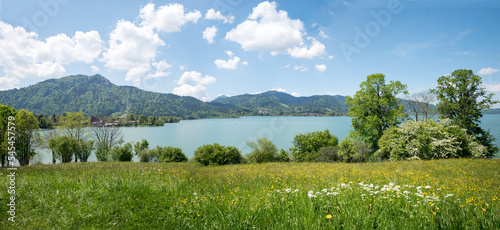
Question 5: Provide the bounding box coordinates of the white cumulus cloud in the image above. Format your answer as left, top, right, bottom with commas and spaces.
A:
91, 66, 100, 73
225, 1, 326, 59
203, 26, 217, 44
294, 64, 308, 72
101, 20, 165, 86
214, 50, 246, 69
225, 1, 304, 53
0, 77, 20, 90
176, 71, 216, 85
147, 60, 172, 79
315, 64, 327, 72
205, 9, 235, 24
0, 21, 103, 88
287, 37, 326, 59
173, 71, 216, 101
139, 3, 201, 33
485, 84, 500, 92
478, 67, 500, 75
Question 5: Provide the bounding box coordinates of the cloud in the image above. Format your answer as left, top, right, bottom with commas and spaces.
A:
101, 3, 202, 86
147, 60, 172, 79
205, 9, 235, 24
225, 1, 304, 54
485, 84, 500, 92
477, 68, 500, 75
173, 84, 209, 101
315, 64, 327, 72
203, 26, 217, 44
101, 20, 165, 86
287, 37, 326, 59
0, 77, 20, 90
270, 87, 300, 97
214, 50, 246, 69
91, 66, 100, 73
294, 64, 308, 72
280, 64, 290, 69
139, 3, 201, 33
173, 71, 216, 101
0, 21, 103, 87
272, 87, 286, 92
176, 71, 216, 85
319, 29, 328, 38
226, 1, 326, 59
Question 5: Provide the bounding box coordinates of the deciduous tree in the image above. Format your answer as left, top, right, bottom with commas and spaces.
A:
14, 109, 42, 166
0, 103, 17, 167
345, 73, 408, 151
431, 69, 499, 156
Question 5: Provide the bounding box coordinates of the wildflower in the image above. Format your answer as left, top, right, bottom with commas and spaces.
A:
424, 186, 431, 189
193, 192, 197, 196
326, 214, 333, 219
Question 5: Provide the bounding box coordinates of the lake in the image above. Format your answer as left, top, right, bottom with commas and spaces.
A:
33, 115, 500, 164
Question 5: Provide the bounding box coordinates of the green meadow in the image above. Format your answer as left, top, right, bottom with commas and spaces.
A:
1, 159, 499, 229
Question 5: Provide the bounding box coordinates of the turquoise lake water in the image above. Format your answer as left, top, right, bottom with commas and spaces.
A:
33, 115, 500, 164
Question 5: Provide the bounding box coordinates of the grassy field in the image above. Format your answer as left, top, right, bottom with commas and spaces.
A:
1, 159, 500, 229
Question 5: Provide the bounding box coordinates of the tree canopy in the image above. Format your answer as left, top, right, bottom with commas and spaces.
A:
345, 73, 408, 151
431, 69, 499, 156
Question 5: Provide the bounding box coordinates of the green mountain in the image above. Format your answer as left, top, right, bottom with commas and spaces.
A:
211, 91, 349, 114
0, 74, 439, 117
0, 74, 234, 117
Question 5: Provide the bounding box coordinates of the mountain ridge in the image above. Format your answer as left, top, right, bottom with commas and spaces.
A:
0, 74, 457, 117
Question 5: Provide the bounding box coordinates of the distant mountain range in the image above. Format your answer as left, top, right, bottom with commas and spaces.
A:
1, 74, 495, 117
0, 75, 348, 117
211, 90, 348, 114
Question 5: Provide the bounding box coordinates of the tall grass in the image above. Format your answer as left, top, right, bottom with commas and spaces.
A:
1, 159, 499, 229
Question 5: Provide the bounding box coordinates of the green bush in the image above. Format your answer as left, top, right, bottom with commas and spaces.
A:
376, 119, 487, 161
338, 138, 371, 163
291, 129, 339, 162
50, 136, 79, 163
247, 138, 278, 163
317, 146, 340, 162
95, 142, 110, 162
77, 140, 94, 162
194, 143, 242, 166
276, 149, 290, 162
139, 150, 154, 162
111, 143, 134, 162
150, 146, 188, 163
134, 139, 149, 156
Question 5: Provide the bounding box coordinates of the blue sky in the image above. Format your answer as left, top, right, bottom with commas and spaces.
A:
0, 0, 499, 105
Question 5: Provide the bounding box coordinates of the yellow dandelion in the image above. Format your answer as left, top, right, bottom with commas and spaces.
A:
326, 214, 333, 219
